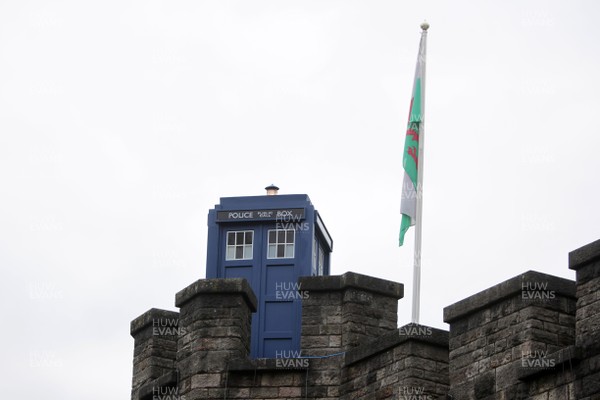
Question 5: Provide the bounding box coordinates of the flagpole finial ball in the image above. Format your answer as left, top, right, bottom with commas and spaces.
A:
420, 21, 429, 31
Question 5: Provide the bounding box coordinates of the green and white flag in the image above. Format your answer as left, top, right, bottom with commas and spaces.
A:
399, 29, 427, 246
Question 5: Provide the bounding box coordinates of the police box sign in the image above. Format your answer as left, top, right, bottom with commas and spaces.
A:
216, 208, 305, 222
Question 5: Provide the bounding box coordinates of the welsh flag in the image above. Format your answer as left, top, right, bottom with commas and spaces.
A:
399, 32, 426, 246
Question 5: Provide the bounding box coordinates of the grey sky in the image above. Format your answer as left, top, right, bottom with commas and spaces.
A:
1, 0, 599, 398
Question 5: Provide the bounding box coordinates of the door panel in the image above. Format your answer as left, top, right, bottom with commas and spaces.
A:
219, 224, 301, 358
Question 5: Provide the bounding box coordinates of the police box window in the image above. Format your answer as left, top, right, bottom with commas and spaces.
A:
226, 230, 254, 260
318, 245, 324, 276
267, 229, 295, 259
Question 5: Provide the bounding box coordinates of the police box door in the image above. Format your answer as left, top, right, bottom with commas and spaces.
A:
220, 224, 301, 358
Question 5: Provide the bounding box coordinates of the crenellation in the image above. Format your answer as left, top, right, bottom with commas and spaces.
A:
130, 308, 180, 400
129, 239, 600, 399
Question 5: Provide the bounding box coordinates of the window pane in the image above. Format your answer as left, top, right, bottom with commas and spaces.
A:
236, 232, 244, 244
267, 230, 296, 258
245, 244, 253, 259
319, 247, 324, 273
226, 247, 235, 260
245, 231, 253, 244
236, 246, 243, 259
312, 238, 317, 272
227, 232, 235, 245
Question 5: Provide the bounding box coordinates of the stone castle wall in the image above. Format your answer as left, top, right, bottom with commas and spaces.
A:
130, 239, 600, 399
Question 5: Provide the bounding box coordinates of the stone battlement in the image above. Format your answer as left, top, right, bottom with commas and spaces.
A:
130, 239, 600, 399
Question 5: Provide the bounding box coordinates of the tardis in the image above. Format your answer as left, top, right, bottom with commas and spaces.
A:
205, 185, 333, 358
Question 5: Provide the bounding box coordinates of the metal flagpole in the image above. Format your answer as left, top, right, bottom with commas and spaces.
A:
411, 21, 428, 324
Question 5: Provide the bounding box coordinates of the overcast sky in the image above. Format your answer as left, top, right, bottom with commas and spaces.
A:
1, 0, 599, 398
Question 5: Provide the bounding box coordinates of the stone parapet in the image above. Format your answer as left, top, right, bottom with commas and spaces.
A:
174, 278, 257, 400
569, 239, 600, 399
300, 272, 404, 353
443, 270, 576, 399
128, 239, 600, 399
130, 308, 180, 400
342, 325, 449, 399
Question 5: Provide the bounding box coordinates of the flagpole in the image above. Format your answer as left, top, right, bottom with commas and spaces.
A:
411, 21, 428, 324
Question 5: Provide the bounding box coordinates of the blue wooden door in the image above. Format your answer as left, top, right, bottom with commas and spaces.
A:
220, 224, 300, 357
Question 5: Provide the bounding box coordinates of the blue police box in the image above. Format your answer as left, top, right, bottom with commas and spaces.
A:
205, 185, 333, 358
